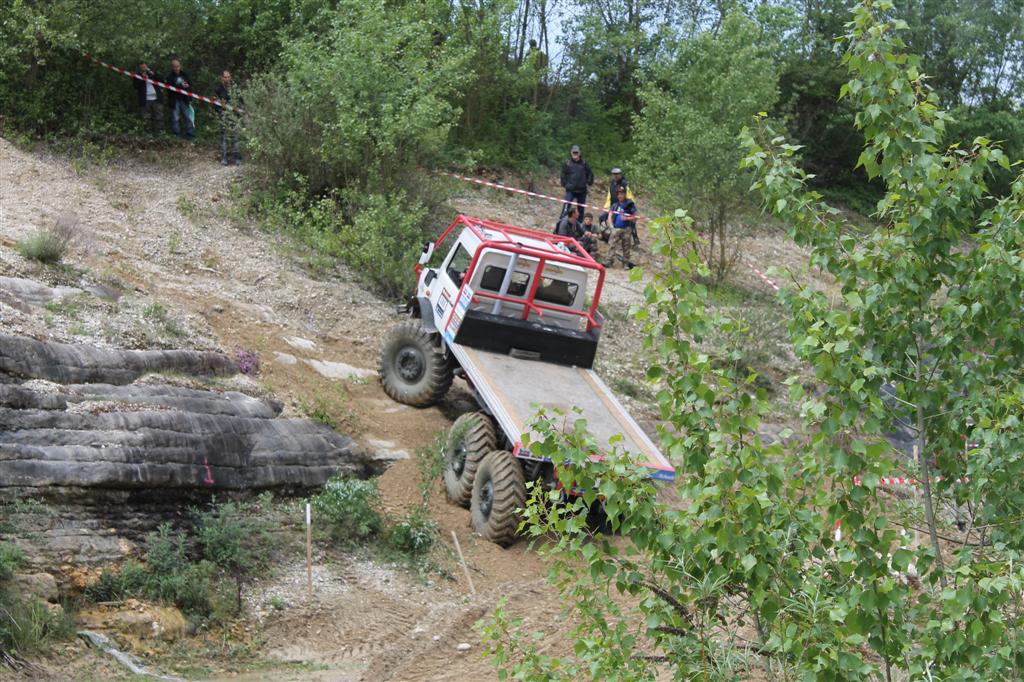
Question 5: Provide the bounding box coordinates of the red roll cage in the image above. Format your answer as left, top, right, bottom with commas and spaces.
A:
421, 215, 606, 334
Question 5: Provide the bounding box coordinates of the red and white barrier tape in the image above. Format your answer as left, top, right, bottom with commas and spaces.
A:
436, 170, 637, 220
853, 475, 969, 487
84, 53, 242, 114
438, 169, 783, 291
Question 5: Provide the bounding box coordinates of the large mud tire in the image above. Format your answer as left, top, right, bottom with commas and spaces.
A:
379, 320, 453, 407
443, 412, 496, 507
471, 450, 526, 547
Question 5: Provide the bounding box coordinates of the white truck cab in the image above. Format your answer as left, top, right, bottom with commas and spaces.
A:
379, 215, 672, 546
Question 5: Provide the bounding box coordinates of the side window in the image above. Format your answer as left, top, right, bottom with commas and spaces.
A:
479, 265, 530, 296
445, 244, 472, 287
535, 278, 578, 307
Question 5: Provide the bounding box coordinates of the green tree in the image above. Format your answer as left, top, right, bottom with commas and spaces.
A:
633, 13, 778, 283
481, 1, 1024, 679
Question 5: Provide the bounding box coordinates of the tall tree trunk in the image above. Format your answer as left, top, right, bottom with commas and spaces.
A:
916, 338, 947, 585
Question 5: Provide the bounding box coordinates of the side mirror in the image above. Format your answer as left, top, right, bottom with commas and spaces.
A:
418, 241, 435, 266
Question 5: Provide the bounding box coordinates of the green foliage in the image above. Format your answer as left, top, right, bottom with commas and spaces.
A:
311, 478, 384, 544
633, 13, 778, 283
244, 0, 468, 198
0, 543, 24, 582
16, 231, 68, 264
0, 594, 73, 655
483, 2, 1024, 679
741, 0, 1024, 676
86, 525, 215, 618
384, 509, 437, 557
194, 500, 271, 614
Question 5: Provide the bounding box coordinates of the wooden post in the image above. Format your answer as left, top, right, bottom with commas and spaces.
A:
451, 530, 476, 596
306, 503, 313, 596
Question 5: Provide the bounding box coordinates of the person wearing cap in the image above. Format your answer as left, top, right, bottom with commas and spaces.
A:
599, 167, 634, 241
608, 186, 638, 269
559, 145, 594, 221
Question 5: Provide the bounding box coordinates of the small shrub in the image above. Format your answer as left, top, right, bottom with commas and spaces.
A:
142, 302, 168, 322
385, 509, 437, 557
234, 348, 261, 377
304, 396, 337, 429
0, 542, 24, 582
15, 213, 79, 264
0, 594, 72, 654
311, 478, 383, 543
194, 500, 271, 614
17, 232, 67, 264
85, 526, 214, 618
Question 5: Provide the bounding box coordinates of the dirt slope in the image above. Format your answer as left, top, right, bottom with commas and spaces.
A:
0, 139, 588, 680
1, 137, 822, 680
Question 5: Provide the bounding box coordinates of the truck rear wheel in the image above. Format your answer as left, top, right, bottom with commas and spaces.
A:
471, 450, 526, 547
379, 320, 453, 407
443, 412, 496, 507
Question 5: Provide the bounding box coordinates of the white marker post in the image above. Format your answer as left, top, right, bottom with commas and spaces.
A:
306, 503, 313, 596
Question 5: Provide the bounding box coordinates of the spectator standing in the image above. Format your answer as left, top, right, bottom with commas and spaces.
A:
133, 62, 163, 135
608, 186, 638, 268
598, 167, 633, 237
214, 70, 242, 165
165, 59, 195, 140
559, 144, 594, 219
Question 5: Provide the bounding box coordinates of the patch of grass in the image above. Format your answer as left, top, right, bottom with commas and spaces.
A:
167, 230, 182, 254
143, 301, 169, 322
300, 386, 361, 433
17, 232, 67, 264
44, 296, 82, 318
177, 195, 198, 221
142, 301, 185, 338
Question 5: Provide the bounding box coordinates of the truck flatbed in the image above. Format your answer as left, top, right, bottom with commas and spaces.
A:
451, 343, 675, 482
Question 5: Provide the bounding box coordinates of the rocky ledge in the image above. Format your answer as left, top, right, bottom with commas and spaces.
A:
0, 334, 382, 497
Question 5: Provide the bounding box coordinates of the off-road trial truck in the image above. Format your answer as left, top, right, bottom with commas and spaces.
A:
378, 214, 674, 546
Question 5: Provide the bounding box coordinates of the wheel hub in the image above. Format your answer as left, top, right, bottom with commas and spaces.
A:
479, 479, 494, 518
396, 347, 425, 382
450, 444, 466, 476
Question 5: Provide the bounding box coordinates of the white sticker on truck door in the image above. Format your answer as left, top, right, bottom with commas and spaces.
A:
443, 285, 474, 344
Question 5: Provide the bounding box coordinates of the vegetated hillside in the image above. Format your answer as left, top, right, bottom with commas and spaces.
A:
0, 135, 829, 679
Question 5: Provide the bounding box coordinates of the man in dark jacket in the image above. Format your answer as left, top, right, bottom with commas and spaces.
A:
214, 70, 242, 165
133, 62, 163, 135
165, 59, 195, 140
559, 144, 594, 219
553, 206, 597, 256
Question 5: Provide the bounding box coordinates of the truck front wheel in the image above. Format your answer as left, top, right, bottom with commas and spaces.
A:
379, 320, 453, 407
443, 412, 496, 507
471, 450, 526, 547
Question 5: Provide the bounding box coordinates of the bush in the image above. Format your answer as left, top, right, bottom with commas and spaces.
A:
85, 526, 214, 618
194, 500, 271, 614
0, 542, 23, 582
384, 509, 437, 557
337, 192, 428, 298
312, 477, 384, 544
15, 212, 79, 264
16, 232, 67, 264
0, 594, 72, 654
